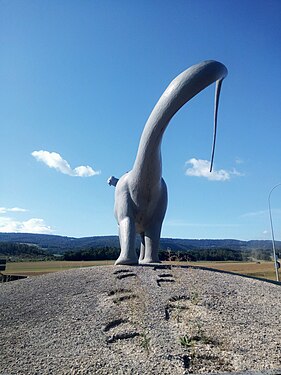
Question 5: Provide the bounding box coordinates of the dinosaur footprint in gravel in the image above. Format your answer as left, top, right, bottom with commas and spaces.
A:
101, 270, 142, 343
107, 288, 137, 304
102, 318, 140, 343
156, 272, 176, 287
165, 295, 190, 320
113, 268, 137, 280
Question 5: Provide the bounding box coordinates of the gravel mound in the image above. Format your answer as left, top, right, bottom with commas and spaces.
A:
0, 265, 280, 374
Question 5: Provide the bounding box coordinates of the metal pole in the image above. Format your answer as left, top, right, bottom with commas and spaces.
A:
268, 183, 281, 282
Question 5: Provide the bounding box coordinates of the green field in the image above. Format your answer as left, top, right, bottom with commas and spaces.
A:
177, 261, 278, 281
2, 260, 279, 282
3, 260, 114, 276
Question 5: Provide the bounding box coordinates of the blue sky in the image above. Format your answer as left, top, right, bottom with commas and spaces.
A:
1, 0, 281, 240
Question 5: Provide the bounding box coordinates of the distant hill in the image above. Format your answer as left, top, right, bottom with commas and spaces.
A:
0, 242, 53, 261
0, 233, 280, 254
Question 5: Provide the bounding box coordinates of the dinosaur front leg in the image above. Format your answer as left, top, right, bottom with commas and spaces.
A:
115, 217, 138, 265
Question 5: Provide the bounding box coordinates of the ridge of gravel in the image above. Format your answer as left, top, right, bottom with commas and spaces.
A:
0, 265, 280, 374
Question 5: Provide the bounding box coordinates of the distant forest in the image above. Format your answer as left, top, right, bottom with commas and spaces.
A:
62, 247, 272, 262
0, 241, 273, 262
0, 242, 53, 261
0, 233, 280, 254
0, 232, 278, 262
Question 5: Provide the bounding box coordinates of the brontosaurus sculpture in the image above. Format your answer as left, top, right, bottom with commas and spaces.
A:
108, 60, 228, 265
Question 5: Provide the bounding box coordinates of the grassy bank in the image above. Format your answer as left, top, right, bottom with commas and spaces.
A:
2, 260, 278, 281
3, 260, 114, 276
180, 261, 277, 281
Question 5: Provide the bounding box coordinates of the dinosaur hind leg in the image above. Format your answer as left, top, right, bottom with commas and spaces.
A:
139, 223, 161, 264
138, 233, 145, 263
115, 217, 138, 265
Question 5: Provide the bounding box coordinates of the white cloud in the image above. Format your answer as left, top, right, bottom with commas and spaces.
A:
0, 207, 27, 214
241, 209, 281, 218
235, 157, 244, 164
22, 218, 53, 233
73, 165, 98, 177
185, 158, 243, 181
0, 217, 53, 234
0, 205, 53, 234
32, 150, 101, 177
10, 207, 27, 212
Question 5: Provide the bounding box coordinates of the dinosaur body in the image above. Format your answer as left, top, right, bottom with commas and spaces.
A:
109, 60, 228, 265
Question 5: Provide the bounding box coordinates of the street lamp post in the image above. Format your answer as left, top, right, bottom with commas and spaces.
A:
268, 183, 281, 282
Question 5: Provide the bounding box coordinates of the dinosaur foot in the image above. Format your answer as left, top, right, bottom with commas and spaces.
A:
139, 257, 161, 265
114, 256, 138, 266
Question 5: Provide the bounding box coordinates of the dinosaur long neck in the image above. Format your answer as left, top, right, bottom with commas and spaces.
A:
131, 60, 227, 185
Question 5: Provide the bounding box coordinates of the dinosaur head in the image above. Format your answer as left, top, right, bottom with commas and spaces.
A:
107, 176, 119, 187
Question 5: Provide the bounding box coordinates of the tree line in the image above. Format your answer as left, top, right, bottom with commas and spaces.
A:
63, 246, 272, 262
0, 241, 273, 262
63, 247, 120, 261
0, 242, 53, 261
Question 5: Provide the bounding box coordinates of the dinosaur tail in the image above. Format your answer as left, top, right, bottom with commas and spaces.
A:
132, 60, 228, 180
